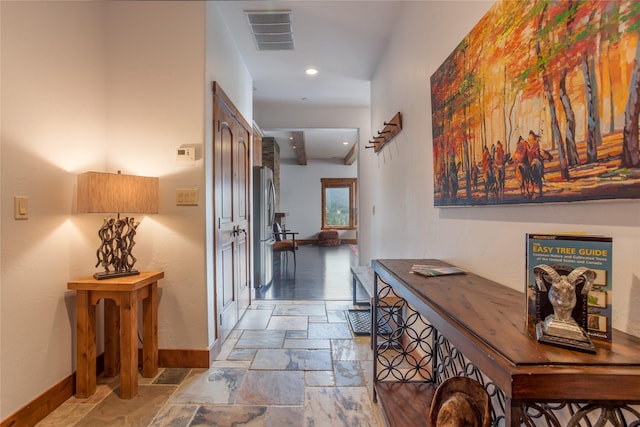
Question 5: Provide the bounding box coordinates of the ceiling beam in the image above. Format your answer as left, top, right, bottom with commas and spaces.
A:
291, 131, 307, 165
344, 143, 357, 165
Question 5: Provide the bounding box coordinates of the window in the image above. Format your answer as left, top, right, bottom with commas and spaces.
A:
321, 178, 357, 229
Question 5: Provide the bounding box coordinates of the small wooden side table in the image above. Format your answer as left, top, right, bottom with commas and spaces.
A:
68, 271, 164, 399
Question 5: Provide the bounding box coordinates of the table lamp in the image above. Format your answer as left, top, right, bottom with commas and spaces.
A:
77, 171, 159, 279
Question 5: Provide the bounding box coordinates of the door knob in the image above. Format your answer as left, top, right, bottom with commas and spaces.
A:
231, 225, 245, 236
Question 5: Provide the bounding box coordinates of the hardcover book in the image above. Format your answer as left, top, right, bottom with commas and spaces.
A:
525, 233, 613, 344
413, 266, 466, 277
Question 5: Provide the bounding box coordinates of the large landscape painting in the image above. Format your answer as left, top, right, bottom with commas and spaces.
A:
431, 0, 640, 206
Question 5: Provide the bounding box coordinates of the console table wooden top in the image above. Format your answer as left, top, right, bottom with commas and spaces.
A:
68, 271, 164, 291
372, 259, 640, 401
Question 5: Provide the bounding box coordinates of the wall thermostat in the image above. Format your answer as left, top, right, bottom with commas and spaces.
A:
176, 147, 195, 162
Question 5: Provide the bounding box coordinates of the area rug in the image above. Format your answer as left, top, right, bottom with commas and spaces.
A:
346, 308, 398, 339
347, 309, 370, 336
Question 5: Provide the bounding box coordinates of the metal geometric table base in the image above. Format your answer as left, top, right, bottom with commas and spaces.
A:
373, 276, 640, 426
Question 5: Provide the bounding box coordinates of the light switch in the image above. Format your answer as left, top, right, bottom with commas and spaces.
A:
14, 196, 29, 220
176, 188, 198, 206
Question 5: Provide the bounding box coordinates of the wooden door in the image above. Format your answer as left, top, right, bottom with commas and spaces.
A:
212, 83, 251, 342
234, 119, 250, 317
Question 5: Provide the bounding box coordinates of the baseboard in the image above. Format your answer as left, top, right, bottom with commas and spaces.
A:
0, 374, 74, 427
1, 349, 210, 427
159, 348, 211, 368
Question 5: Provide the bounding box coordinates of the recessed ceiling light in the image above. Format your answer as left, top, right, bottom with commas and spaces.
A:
305, 67, 318, 76
342, 141, 349, 145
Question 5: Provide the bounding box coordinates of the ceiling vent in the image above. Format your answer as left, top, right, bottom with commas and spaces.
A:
246, 10, 294, 51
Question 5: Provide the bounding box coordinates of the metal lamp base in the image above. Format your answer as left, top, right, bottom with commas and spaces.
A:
94, 270, 140, 280
94, 216, 141, 281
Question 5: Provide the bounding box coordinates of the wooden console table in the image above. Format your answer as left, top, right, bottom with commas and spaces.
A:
68, 271, 163, 399
372, 259, 640, 426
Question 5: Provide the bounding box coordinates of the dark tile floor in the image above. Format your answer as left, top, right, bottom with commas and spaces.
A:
256, 244, 365, 301
37, 244, 381, 426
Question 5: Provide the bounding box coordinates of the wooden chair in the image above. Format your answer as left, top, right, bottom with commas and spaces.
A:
273, 222, 298, 269
428, 377, 492, 427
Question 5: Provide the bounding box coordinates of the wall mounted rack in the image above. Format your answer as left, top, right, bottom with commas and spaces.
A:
366, 112, 402, 153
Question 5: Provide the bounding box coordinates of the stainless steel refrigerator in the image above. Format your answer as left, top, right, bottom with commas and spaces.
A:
253, 166, 275, 288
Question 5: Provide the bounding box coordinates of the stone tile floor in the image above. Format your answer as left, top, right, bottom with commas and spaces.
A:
37, 300, 382, 426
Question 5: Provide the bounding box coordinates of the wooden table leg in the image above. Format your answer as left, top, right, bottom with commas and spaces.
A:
75, 290, 96, 398
142, 282, 158, 378
119, 291, 138, 399
507, 398, 523, 426
103, 298, 120, 377
352, 275, 357, 305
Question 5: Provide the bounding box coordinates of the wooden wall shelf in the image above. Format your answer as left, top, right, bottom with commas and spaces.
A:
367, 112, 402, 153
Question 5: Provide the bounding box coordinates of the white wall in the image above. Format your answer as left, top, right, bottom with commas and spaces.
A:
281, 161, 357, 240
254, 104, 369, 244
105, 0, 209, 353
0, 1, 253, 419
1, 1, 108, 418
365, 1, 640, 339
205, 2, 254, 345
206, 3, 253, 120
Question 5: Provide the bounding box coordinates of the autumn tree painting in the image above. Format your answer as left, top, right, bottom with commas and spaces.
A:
431, 0, 640, 206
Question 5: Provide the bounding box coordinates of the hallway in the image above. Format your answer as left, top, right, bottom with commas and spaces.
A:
37, 245, 381, 426
256, 244, 363, 301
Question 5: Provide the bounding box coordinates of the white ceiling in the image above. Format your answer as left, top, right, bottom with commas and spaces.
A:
263, 128, 360, 164
215, 1, 403, 161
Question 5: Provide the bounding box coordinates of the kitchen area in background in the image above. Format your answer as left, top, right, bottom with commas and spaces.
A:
252, 165, 275, 289
252, 133, 283, 289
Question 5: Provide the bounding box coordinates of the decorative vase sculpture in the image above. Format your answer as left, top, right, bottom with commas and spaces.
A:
533, 264, 597, 353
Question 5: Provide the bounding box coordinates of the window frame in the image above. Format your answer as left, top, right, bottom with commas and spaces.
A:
320, 177, 357, 230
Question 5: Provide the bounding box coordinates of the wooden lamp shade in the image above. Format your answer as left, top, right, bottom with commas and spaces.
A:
77, 171, 159, 279
77, 171, 159, 214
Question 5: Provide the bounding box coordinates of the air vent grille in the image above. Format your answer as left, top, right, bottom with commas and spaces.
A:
246, 10, 294, 51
